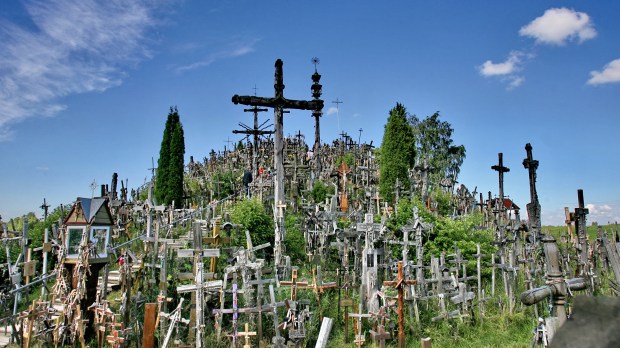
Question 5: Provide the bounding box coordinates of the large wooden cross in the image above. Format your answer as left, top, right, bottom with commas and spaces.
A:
491, 152, 510, 224
309, 266, 336, 320
383, 261, 417, 348
232, 59, 324, 270
338, 162, 351, 212
279, 267, 309, 302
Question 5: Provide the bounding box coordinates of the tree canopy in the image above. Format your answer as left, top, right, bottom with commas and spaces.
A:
409, 111, 466, 184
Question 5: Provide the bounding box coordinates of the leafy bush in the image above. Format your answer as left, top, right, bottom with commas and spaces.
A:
230, 198, 274, 258
310, 180, 328, 204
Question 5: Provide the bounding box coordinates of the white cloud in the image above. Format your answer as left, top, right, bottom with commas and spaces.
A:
479, 51, 528, 90
479, 51, 523, 77
587, 59, 620, 85
0, 0, 158, 140
174, 39, 259, 73
519, 8, 597, 45
325, 106, 338, 116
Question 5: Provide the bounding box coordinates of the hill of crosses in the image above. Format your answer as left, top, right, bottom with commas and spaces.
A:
1, 59, 618, 348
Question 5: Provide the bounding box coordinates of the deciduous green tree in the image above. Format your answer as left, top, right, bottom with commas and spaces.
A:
409, 112, 466, 184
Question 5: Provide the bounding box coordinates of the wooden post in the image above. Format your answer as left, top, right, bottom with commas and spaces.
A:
340, 297, 354, 344
421, 337, 432, 348
142, 303, 157, 348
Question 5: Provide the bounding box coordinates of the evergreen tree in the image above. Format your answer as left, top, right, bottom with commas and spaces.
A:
168, 120, 185, 208
379, 103, 416, 203
155, 107, 185, 207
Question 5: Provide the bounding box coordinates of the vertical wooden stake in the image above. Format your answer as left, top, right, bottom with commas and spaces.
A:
142, 303, 157, 348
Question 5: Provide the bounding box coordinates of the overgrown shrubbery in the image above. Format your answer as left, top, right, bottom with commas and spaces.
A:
283, 213, 307, 264
230, 198, 274, 258
388, 197, 496, 278
310, 180, 331, 204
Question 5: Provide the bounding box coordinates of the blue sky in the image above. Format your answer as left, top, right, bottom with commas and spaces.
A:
1, 1, 619, 226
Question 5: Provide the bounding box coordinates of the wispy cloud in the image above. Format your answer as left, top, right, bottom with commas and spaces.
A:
507, 76, 525, 90
35, 166, 49, 172
519, 8, 597, 46
325, 106, 338, 116
543, 203, 620, 225
585, 203, 620, 224
479, 51, 529, 90
173, 39, 259, 73
586, 203, 613, 215
0, 0, 158, 141
587, 58, 620, 85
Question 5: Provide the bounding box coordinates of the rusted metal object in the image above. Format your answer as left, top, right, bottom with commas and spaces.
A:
520, 235, 586, 330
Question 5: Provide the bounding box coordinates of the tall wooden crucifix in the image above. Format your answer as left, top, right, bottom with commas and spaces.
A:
232, 59, 324, 270
523, 143, 541, 242
491, 152, 510, 222
311, 58, 323, 174
383, 261, 417, 348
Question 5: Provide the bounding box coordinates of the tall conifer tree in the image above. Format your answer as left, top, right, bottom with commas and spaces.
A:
168, 118, 185, 208
379, 103, 416, 203
155, 107, 185, 207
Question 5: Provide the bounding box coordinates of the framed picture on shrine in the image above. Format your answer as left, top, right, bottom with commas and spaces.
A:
90, 226, 110, 257
66, 227, 85, 257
